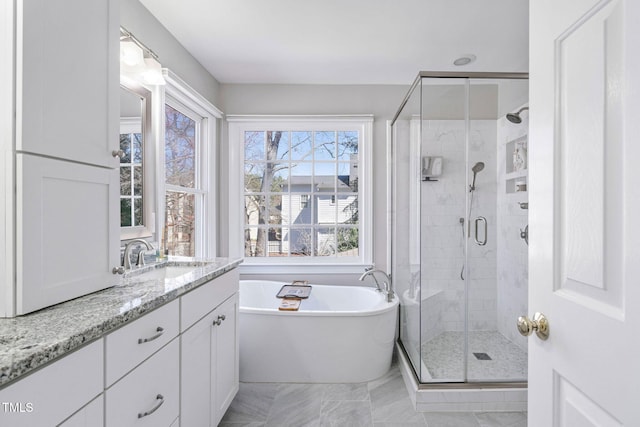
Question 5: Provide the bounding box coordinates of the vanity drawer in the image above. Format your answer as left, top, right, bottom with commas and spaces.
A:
105, 338, 179, 427
180, 269, 239, 331
105, 300, 179, 386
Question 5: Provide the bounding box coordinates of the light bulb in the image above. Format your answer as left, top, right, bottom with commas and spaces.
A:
141, 57, 166, 85
120, 40, 144, 66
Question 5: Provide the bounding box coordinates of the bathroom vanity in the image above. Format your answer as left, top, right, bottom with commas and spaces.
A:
0, 258, 241, 426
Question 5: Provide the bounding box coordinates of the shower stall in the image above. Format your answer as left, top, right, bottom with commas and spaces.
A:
391, 72, 529, 403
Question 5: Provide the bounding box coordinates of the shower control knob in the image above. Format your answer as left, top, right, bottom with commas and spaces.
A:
517, 312, 549, 340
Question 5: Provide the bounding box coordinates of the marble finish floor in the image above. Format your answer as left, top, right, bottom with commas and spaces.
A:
421, 331, 527, 381
221, 362, 527, 426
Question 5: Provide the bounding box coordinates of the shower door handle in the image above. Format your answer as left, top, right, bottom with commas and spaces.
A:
474, 216, 487, 246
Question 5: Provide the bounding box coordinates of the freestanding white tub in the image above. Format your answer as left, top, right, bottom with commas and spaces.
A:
239, 280, 399, 383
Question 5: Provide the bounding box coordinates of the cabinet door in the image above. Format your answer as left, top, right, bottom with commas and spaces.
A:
17, 0, 119, 167
212, 294, 239, 426
0, 340, 103, 427
16, 153, 120, 314
180, 309, 214, 427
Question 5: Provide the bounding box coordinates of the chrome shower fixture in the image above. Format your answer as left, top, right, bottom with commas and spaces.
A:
469, 162, 485, 191
506, 107, 529, 124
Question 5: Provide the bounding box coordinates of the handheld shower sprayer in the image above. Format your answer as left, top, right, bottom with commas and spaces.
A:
470, 162, 485, 192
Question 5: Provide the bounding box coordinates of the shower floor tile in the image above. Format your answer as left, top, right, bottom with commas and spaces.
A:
421, 331, 527, 381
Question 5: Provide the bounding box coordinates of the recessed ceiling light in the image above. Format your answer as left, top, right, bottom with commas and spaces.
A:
453, 54, 476, 66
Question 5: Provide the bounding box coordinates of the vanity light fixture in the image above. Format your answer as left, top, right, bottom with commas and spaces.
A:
120, 27, 166, 85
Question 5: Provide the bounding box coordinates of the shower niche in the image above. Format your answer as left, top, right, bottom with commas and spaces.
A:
390, 72, 529, 410
505, 135, 528, 194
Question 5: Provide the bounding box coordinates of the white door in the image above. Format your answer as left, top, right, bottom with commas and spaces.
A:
529, 0, 640, 425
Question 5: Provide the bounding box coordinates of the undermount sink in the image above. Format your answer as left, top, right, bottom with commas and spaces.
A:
131, 265, 197, 281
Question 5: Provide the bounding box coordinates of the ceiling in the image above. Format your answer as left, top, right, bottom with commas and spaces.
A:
139, 0, 529, 85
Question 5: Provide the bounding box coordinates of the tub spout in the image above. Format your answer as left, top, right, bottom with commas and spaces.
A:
359, 268, 395, 303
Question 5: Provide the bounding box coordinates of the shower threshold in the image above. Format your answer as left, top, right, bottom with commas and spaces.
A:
396, 342, 527, 412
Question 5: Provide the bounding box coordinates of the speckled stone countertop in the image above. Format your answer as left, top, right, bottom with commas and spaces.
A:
0, 257, 242, 389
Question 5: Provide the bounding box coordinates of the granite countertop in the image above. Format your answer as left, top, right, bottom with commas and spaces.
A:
0, 257, 243, 389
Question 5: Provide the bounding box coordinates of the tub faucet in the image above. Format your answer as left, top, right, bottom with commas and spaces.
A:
359, 268, 395, 302
123, 239, 154, 270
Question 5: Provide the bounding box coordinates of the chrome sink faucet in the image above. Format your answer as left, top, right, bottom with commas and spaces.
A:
123, 239, 154, 270
358, 267, 395, 302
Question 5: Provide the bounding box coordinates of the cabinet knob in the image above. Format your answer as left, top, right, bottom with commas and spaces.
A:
112, 149, 125, 158
213, 315, 225, 326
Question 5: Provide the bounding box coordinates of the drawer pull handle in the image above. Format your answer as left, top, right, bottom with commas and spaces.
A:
138, 326, 164, 344
137, 394, 164, 418
214, 314, 226, 326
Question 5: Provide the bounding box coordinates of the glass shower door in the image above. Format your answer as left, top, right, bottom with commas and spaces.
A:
417, 78, 469, 382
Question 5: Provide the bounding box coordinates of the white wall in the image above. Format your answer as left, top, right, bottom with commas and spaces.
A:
220, 84, 409, 284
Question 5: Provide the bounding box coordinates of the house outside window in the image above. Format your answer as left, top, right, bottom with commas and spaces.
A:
229, 116, 373, 271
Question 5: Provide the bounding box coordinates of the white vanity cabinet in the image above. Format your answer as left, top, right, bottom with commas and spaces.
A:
180, 270, 239, 426
16, 154, 120, 315
0, 268, 240, 426
0, 340, 104, 427
17, 0, 119, 167
2, 0, 121, 317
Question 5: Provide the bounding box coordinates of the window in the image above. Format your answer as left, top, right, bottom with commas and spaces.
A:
229, 116, 373, 270
119, 123, 143, 227
160, 71, 221, 258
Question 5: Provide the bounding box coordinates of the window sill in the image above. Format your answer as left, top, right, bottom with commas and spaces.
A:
239, 262, 372, 276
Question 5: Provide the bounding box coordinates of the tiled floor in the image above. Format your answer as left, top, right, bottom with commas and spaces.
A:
220, 362, 527, 426
421, 331, 528, 381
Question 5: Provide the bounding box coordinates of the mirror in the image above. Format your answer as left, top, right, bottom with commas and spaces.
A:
119, 84, 155, 240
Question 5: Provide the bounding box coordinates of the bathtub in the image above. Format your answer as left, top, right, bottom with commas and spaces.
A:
239, 280, 399, 383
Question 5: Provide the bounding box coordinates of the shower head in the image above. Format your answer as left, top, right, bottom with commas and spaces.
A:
471, 162, 485, 174
470, 162, 485, 191
506, 107, 529, 124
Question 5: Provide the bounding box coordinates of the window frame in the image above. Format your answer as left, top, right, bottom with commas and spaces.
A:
159, 70, 221, 258
228, 115, 373, 274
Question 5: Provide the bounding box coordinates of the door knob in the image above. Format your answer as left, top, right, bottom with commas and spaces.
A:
517, 312, 549, 340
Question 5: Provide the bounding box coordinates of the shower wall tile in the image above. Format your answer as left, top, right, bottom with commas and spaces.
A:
496, 108, 529, 352
419, 120, 498, 337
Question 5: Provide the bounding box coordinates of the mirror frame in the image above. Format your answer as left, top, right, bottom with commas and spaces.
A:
119, 80, 156, 240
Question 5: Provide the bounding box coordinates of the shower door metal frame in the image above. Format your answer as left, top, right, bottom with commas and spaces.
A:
391, 71, 529, 390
